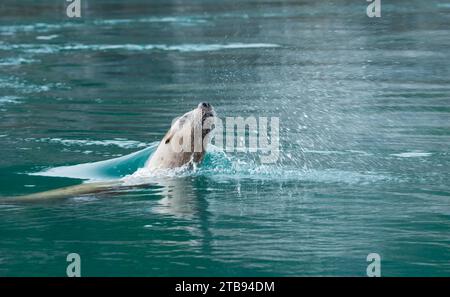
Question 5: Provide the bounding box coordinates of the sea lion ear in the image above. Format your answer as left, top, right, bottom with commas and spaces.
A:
165, 136, 171, 144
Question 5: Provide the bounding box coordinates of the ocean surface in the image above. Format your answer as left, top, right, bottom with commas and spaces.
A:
0, 0, 449, 276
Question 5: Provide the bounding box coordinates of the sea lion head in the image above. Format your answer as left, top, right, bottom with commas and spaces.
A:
146, 103, 216, 170
169, 102, 215, 143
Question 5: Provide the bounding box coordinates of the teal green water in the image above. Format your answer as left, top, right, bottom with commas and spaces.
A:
1, 0, 450, 276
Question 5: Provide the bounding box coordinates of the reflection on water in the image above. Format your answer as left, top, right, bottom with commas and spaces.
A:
151, 176, 213, 256
152, 177, 206, 220
0, 0, 449, 276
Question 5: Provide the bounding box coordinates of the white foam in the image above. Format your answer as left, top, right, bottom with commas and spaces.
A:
164, 43, 280, 52
0, 96, 21, 105
121, 165, 193, 186
304, 149, 346, 155
0, 23, 80, 34
95, 16, 208, 25
391, 151, 432, 158
31, 137, 149, 149
0, 57, 37, 66
65, 43, 280, 52
0, 77, 54, 93
0, 17, 207, 35
0, 43, 280, 54
36, 34, 59, 40
70, 196, 99, 202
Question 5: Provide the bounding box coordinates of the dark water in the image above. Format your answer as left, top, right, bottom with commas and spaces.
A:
0, 0, 449, 276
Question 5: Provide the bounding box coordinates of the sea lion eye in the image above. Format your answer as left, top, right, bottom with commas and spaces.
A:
165, 137, 171, 144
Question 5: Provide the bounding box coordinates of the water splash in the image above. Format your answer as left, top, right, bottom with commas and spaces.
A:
31, 143, 388, 185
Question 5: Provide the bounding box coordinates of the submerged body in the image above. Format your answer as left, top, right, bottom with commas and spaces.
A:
1, 103, 216, 203
5, 182, 119, 202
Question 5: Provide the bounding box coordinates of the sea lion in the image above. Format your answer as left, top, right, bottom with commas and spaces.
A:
1, 102, 216, 202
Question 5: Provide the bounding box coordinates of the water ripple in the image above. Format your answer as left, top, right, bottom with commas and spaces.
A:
0, 42, 280, 54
